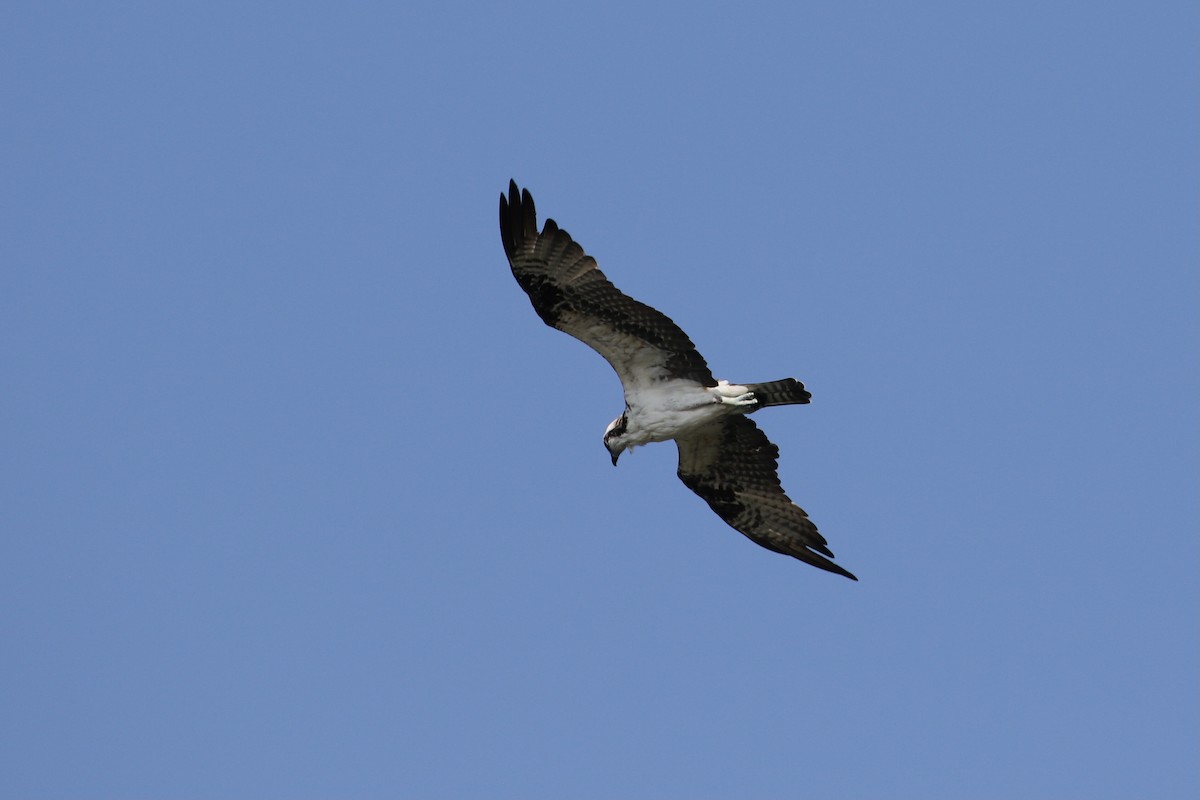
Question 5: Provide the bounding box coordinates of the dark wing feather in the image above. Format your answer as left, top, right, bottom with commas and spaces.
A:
500, 180, 714, 386
676, 416, 857, 580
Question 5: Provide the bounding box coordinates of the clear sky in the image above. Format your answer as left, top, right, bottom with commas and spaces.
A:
2, 1, 1197, 797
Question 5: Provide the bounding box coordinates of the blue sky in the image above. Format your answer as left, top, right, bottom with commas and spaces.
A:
2, 1, 1197, 797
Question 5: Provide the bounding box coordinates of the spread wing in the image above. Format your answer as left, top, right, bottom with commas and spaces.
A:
500, 180, 714, 387
676, 415, 857, 580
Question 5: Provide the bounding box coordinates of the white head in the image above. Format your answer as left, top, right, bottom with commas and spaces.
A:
602, 412, 630, 466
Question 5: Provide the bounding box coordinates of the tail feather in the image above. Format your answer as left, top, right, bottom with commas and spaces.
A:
746, 378, 812, 408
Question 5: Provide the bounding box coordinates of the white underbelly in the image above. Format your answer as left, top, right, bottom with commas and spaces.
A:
624, 382, 724, 444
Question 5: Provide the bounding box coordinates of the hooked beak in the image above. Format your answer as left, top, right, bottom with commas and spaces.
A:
606, 442, 621, 466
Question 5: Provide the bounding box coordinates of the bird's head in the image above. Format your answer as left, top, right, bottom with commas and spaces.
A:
603, 412, 630, 466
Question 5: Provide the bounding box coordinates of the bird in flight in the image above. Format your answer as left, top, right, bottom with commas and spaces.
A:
499, 181, 856, 580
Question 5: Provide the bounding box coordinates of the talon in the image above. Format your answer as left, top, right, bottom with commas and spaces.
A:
718, 392, 758, 407
711, 382, 758, 407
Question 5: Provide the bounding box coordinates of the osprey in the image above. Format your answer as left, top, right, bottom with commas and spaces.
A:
500, 181, 856, 580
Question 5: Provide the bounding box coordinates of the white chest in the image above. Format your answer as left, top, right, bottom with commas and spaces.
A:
623, 381, 724, 444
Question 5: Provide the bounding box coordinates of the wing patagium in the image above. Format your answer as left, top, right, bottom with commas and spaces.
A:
499, 180, 714, 385
677, 416, 858, 580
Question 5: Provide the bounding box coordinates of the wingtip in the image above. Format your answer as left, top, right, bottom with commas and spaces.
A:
501, 178, 518, 209
799, 547, 858, 581
500, 180, 537, 262
827, 556, 859, 581
821, 561, 859, 581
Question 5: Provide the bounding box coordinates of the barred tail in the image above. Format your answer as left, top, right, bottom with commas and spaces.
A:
745, 378, 812, 408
